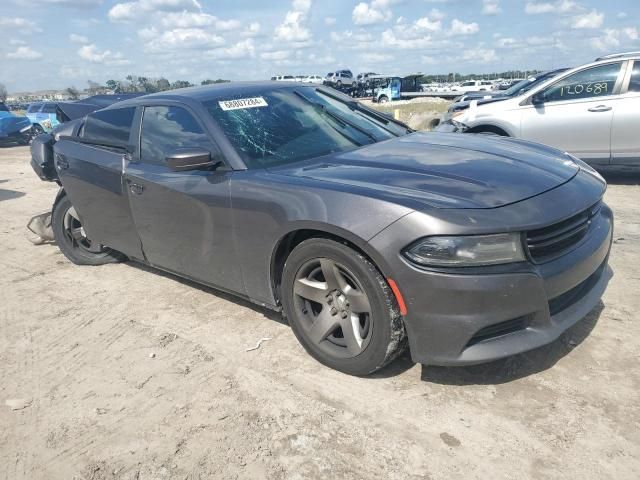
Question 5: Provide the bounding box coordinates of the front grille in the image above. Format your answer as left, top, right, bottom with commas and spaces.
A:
526, 202, 601, 263
466, 315, 532, 347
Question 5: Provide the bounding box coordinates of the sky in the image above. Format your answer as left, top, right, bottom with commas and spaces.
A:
1, 0, 639, 93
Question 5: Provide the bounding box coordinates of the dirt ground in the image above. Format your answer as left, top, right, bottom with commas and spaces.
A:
1, 145, 639, 480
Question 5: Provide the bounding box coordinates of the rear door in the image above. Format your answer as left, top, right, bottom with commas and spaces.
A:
519, 62, 624, 163
611, 60, 640, 165
54, 106, 144, 259
124, 102, 243, 292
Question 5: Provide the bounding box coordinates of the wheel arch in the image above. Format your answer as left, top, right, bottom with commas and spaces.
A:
269, 226, 393, 306
466, 124, 511, 136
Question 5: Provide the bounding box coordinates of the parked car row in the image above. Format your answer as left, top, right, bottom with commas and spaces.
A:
437, 51, 640, 167
271, 75, 324, 84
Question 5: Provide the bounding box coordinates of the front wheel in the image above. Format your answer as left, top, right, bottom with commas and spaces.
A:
378, 95, 388, 104
281, 238, 407, 375
52, 194, 126, 265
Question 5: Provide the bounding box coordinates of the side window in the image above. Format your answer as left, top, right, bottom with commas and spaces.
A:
27, 104, 41, 113
540, 63, 622, 102
83, 107, 135, 147
140, 106, 214, 166
42, 103, 57, 113
628, 61, 640, 93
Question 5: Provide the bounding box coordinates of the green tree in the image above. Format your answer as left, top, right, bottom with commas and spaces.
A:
201, 79, 230, 85
171, 80, 193, 90
65, 87, 80, 99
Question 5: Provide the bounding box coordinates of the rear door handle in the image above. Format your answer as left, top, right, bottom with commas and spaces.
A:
129, 183, 144, 195
588, 105, 612, 112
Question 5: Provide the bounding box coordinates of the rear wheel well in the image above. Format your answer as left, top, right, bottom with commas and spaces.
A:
271, 229, 375, 305
466, 125, 509, 136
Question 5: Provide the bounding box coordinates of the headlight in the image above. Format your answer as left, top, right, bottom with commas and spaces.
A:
403, 233, 525, 267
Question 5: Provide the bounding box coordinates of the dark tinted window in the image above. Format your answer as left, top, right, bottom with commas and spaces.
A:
42, 103, 57, 113
140, 106, 214, 165
27, 104, 41, 113
0, 102, 7, 112
629, 61, 640, 92
83, 107, 135, 146
540, 63, 622, 102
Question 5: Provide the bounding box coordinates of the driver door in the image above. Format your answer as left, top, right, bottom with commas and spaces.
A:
124, 103, 243, 293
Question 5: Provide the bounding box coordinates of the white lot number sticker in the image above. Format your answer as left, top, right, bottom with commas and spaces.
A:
219, 97, 268, 111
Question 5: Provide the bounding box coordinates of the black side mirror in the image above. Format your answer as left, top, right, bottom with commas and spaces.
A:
531, 92, 545, 105
166, 148, 214, 172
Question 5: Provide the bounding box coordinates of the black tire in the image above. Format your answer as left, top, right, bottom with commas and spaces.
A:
378, 95, 388, 104
336, 80, 342, 88
281, 238, 407, 376
52, 194, 126, 265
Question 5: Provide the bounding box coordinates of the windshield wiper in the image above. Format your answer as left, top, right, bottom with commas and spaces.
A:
293, 90, 378, 144
315, 88, 414, 134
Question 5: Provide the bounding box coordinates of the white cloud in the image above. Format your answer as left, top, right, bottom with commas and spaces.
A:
352, 0, 395, 26
7, 46, 43, 60
242, 22, 261, 37
108, 0, 201, 23
138, 27, 225, 51
482, 0, 501, 15
159, 11, 240, 31
0, 17, 42, 34
69, 33, 89, 44
590, 27, 638, 51
525, 0, 576, 15
459, 48, 498, 63
449, 19, 479, 36
274, 0, 312, 43
308, 53, 336, 65
572, 10, 604, 29
206, 39, 256, 60
360, 52, 393, 62
324, 16, 337, 26
260, 50, 291, 61
78, 44, 130, 65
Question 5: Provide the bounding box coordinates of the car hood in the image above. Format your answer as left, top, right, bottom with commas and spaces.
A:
270, 132, 579, 210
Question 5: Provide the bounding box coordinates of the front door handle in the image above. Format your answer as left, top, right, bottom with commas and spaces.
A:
588, 105, 612, 112
129, 183, 144, 195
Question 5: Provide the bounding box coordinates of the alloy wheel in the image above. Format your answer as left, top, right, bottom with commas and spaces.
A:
293, 258, 373, 358
62, 207, 104, 254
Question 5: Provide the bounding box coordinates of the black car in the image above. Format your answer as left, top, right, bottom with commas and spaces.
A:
33, 82, 613, 375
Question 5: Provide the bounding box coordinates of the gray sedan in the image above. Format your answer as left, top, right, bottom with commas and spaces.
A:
35, 82, 612, 375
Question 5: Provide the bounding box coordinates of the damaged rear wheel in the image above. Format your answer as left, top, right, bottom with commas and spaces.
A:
52, 194, 126, 265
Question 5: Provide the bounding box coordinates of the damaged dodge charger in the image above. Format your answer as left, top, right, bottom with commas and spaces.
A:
31, 82, 613, 375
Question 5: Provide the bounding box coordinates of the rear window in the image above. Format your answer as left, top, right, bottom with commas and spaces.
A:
83, 107, 135, 146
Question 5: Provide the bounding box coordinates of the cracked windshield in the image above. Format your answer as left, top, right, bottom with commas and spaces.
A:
205, 87, 407, 168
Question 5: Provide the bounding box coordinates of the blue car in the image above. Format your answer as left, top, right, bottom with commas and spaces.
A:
25, 102, 62, 134
0, 102, 32, 145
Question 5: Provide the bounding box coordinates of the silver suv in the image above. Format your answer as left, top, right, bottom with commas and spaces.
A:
437, 52, 640, 166
325, 70, 356, 88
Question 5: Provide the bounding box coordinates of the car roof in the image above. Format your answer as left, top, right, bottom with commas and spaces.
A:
103, 81, 318, 109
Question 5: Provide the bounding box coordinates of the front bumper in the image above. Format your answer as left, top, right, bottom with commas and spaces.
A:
369, 176, 613, 366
